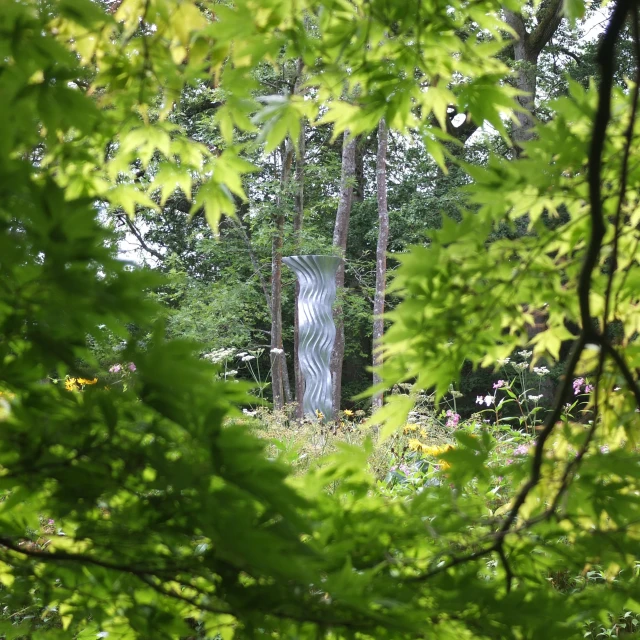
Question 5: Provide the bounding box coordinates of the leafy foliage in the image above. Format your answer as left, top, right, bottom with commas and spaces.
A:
3, 0, 640, 638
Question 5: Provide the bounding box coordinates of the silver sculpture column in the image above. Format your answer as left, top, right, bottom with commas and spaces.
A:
283, 255, 341, 421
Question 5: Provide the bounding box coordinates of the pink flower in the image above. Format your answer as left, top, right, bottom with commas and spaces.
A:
128, 362, 137, 372
48, 519, 54, 525
109, 364, 122, 374
493, 380, 506, 389
513, 444, 530, 456
446, 410, 460, 427
584, 384, 594, 393
572, 377, 584, 395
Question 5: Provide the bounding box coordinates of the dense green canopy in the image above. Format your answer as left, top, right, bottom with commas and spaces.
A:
1, 0, 640, 638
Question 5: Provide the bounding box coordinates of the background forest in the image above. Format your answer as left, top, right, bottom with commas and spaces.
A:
2, 0, 640, 638
110, 0, 628, 416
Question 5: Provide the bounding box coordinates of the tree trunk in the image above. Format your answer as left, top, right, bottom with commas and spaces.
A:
329, 131, 357, 419
503, 0, 563, 149
503, 1, 562, 402
270, 211, 285, 409
270, 138, 294, 410
293, 117, 305, 421
282, 351, 292, 405
372, 119, 389, 412
504, 11, 537, 147
354, 136, 365, 202
291, 58, 306, 421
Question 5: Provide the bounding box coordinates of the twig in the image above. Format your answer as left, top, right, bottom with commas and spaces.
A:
497, 544, 514, 593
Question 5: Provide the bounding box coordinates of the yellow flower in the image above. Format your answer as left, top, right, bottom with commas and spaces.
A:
423, 444, 454, 457
315, 409, 324, 420
64, 377, 78, 391
407, 440, 455, 467
424, 444, 454, 470
343, 409, 354, 417
403, 424, 418, 434
77, 377, 98, 385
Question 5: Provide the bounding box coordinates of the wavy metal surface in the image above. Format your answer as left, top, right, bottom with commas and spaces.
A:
283, 255, 341, 421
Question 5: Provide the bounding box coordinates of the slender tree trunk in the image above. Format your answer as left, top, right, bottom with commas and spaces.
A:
291, 58, 306, 421
372, 119, 389, 412
282, 350, 292, 405
293, 121, 305, 421
270, 213, 285, 409
329, 131, 357, 419
354, 136, 365, 202
270, 138, 294, 410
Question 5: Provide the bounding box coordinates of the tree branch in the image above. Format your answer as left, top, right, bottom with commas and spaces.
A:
603, 5, 640, 332
553, 45, 583, 64
445, 110, 479, 142
529, 0, 564, 57
120, 214, 165, 261
183, 100, 223, 118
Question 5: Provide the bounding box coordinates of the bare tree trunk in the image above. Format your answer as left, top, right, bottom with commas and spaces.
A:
282, 351, 292, 405
291, 58, 306, 421
372, 119, 389, 412
354, 136, 365, 202
270, 214, 285, 409
293, 119, 305, 422
329, 132, 357, 419
270, 138, 294, 410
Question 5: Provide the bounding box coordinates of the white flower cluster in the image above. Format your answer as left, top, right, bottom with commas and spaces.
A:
203, 348, 235, 364
533, 366, 549, 376
517, 350, 533, 359
476, 395, 494, 406
528, 394, 543, 401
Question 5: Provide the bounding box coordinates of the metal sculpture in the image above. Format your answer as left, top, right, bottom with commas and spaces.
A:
283, 255, 341, 421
